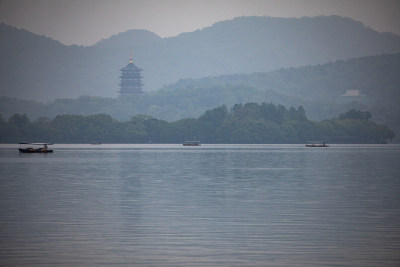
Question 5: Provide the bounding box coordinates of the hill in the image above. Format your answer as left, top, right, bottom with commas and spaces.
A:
1, 16, 400, 101
1, 53, 399, 143
162, 53, 400, 110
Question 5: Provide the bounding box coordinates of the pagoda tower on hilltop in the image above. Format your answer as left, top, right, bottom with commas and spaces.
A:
119, 55, 143, 95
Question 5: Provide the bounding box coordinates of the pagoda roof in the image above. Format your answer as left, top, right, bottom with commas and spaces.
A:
121, 62, 142, 71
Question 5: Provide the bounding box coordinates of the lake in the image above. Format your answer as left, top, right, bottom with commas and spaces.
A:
1, 144, 399, 266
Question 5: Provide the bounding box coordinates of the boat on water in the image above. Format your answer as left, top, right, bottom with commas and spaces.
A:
183, 141, 201, 146
305, 141, 329, 147
18, 143, 54, 153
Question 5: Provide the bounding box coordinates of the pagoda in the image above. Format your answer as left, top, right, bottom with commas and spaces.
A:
119, 55, 143, 95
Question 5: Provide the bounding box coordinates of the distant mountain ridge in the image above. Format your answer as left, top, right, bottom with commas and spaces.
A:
163, 53, 400, 108
1, 15, 400, 101
93, 29, 162, 49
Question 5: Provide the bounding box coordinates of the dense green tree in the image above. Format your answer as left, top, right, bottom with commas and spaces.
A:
198, 105, 228, 142
8, 114, 30, 128
0, 105, 395, 144
338, 109, 372, 120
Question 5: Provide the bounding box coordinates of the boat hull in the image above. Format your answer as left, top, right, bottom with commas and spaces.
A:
19, 148, 53, 153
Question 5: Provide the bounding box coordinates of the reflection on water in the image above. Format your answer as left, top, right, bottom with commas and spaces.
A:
1, 144, 400, 266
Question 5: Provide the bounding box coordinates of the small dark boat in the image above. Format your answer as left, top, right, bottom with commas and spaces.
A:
18, 143, 54, 153
183, 141, 201, 146
305, 141, 329, 147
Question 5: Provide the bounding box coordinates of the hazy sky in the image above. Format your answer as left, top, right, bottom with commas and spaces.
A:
1, 0, 400, 46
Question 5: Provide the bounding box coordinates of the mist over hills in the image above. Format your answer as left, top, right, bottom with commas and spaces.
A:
164, 53, 400, 109
1, 53, 399, 120
1, 15, 400, 101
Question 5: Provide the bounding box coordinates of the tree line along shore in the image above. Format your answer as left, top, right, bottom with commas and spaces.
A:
0, 103, 394, 144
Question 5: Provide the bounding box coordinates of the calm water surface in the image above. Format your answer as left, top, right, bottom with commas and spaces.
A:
1, 144, 399, 266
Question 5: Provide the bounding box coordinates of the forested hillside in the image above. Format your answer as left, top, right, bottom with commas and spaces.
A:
164, 53, 400, 108
0, 104, 394, 144
1, 15, 400, 101
1, 53, 399, 140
